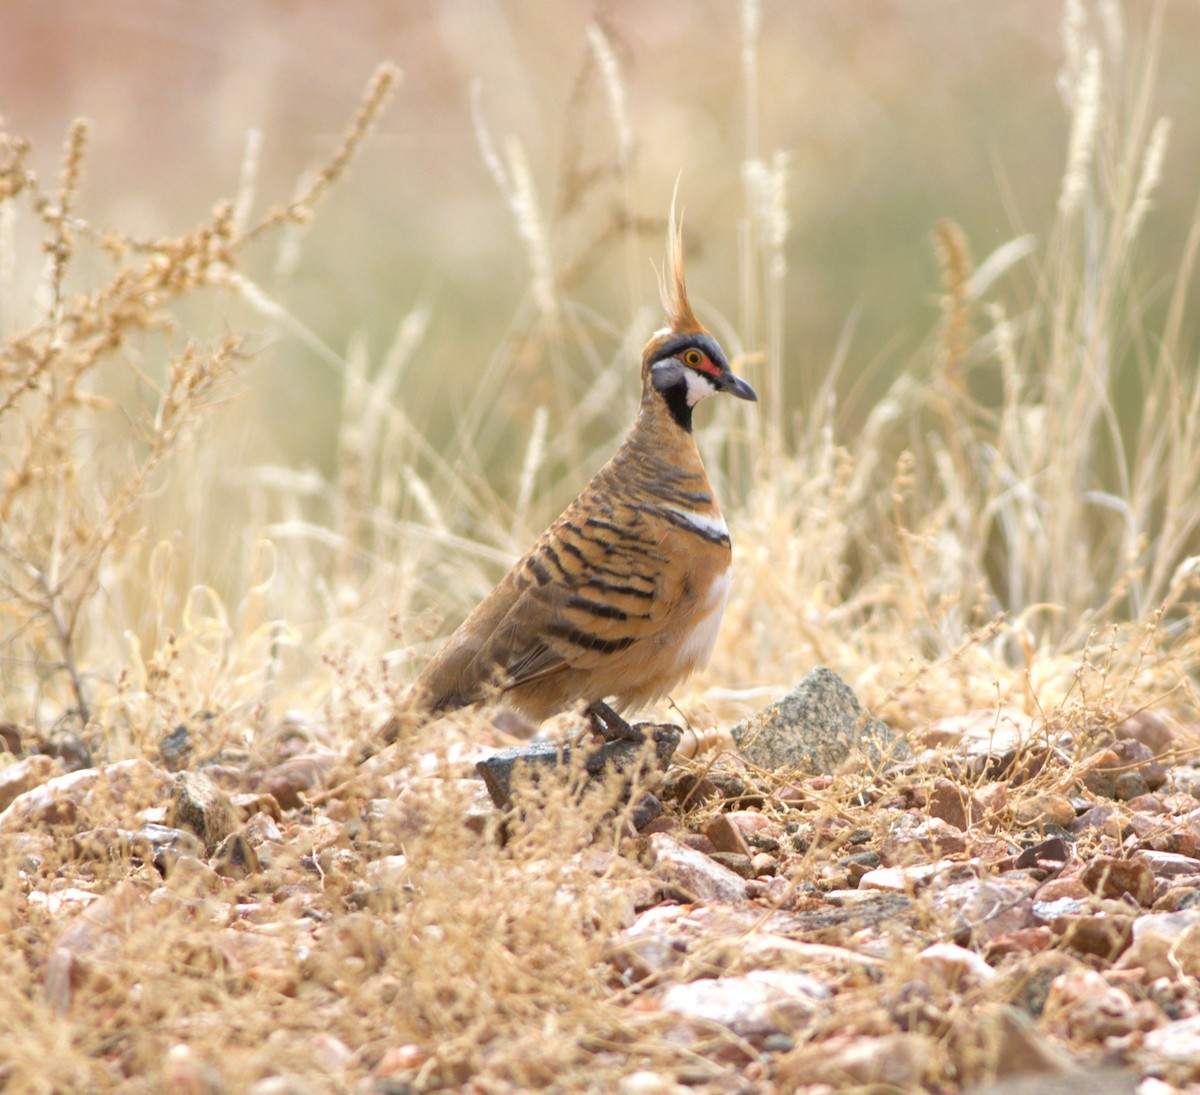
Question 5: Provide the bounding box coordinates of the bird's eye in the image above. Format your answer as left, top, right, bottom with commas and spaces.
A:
683, 349, 703, 367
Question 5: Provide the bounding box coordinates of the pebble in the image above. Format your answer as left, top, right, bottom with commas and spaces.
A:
881, 813, 968, 864
776, 1032, 933, 1090
374, 1043, 429, 1078
916, 709, 1033, 754
1114, 909, 1200, 980
985, 926, 1054, 958
1034, 877, 1090, 903
1114, 710, 1177, 757
0, 759, 173, 835
648, 833, 749, 904
1134, 849, 1200, 879
1053, 910, 1136, 958
0, 754, 63, 812
927, 777, 973, 830
212, 832, 261, 879
1012, 792, 1076, 830
935, 874, 1039, 944
1110, 738, 1168, 790
707, 851, 755, 879
750, 852, 777, 877
27, 887, 101, 918
912, 942, 997, 991
1043, 968, 1160, 1042
703, 813, 751, 856
726, 810, 776, 840
1139, 1014, 1200, 1068
1080, 855, 1154, 906
858, 859, 972, 892
617, 1072, 689, 1095
135, 822, 205, 867
170, 770, 237, 852
1067, 802, 1122, 836
659, 968, 829, 1038
1081, 748, 1148, 801
158, 725, 193, 771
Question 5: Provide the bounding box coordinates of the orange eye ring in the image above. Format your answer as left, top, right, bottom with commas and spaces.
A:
683, 349, 703, 367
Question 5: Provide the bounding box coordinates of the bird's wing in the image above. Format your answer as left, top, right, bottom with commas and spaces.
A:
471, 500, 692, 694
411, 488, 707, 713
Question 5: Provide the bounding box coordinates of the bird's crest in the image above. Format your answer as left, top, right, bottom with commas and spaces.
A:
658, 196, 707, 337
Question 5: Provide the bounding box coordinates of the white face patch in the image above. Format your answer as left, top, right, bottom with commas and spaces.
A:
682, 367, 718, 406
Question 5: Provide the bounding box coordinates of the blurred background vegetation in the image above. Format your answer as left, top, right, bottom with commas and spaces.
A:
2, 1, 1199, 731
4, 0, 1197, 472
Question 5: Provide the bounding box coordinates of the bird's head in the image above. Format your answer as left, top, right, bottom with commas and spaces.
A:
640, 208, 757, 431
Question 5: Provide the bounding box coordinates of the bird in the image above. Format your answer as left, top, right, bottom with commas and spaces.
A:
403, 211, 756, 742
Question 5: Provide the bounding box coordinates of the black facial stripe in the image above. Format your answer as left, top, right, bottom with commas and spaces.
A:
663, 382, 693, 432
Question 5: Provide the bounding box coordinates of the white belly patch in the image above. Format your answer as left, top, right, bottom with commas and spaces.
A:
677, 568, 731, 671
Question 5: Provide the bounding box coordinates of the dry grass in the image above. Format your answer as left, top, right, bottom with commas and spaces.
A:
2, 4, 1200, 1093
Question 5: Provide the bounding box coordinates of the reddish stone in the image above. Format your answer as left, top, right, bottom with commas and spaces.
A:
639, 815, 678, 836
1068, 803, 1122, 836
1111, 739, 1167, 791
985, 926, 1054, 958
1036, 877, 1091, 903
704, 813, 752, 856
1113, 710, 1177, 758
927, 778, 972, 830
1080, 855, 1154, 906
1052, 912, 1136, 959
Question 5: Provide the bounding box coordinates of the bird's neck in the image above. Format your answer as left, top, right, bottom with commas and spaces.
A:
602, 391, 716, 510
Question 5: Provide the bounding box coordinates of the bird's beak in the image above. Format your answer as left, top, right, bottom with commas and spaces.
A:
716, 371, 757, 402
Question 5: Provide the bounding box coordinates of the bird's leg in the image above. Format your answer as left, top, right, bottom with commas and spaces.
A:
586, 700, 645, 743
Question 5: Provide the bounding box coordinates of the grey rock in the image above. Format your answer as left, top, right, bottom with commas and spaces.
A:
158, 724, 192, 771
211, 831, 261, 879
708, 851, 756, 878
133, 822, 204, 875
170, 769, 237, 852
730, 666, 908, 774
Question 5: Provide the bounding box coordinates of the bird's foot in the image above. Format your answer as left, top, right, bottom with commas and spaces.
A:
585, 700, 645, 743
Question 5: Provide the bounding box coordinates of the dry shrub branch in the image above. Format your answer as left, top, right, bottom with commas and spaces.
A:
0, 63, 399, 733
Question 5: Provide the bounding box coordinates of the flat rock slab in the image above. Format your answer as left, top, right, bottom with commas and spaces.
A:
477, 725, 680, 810
730, 665, 909, 774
